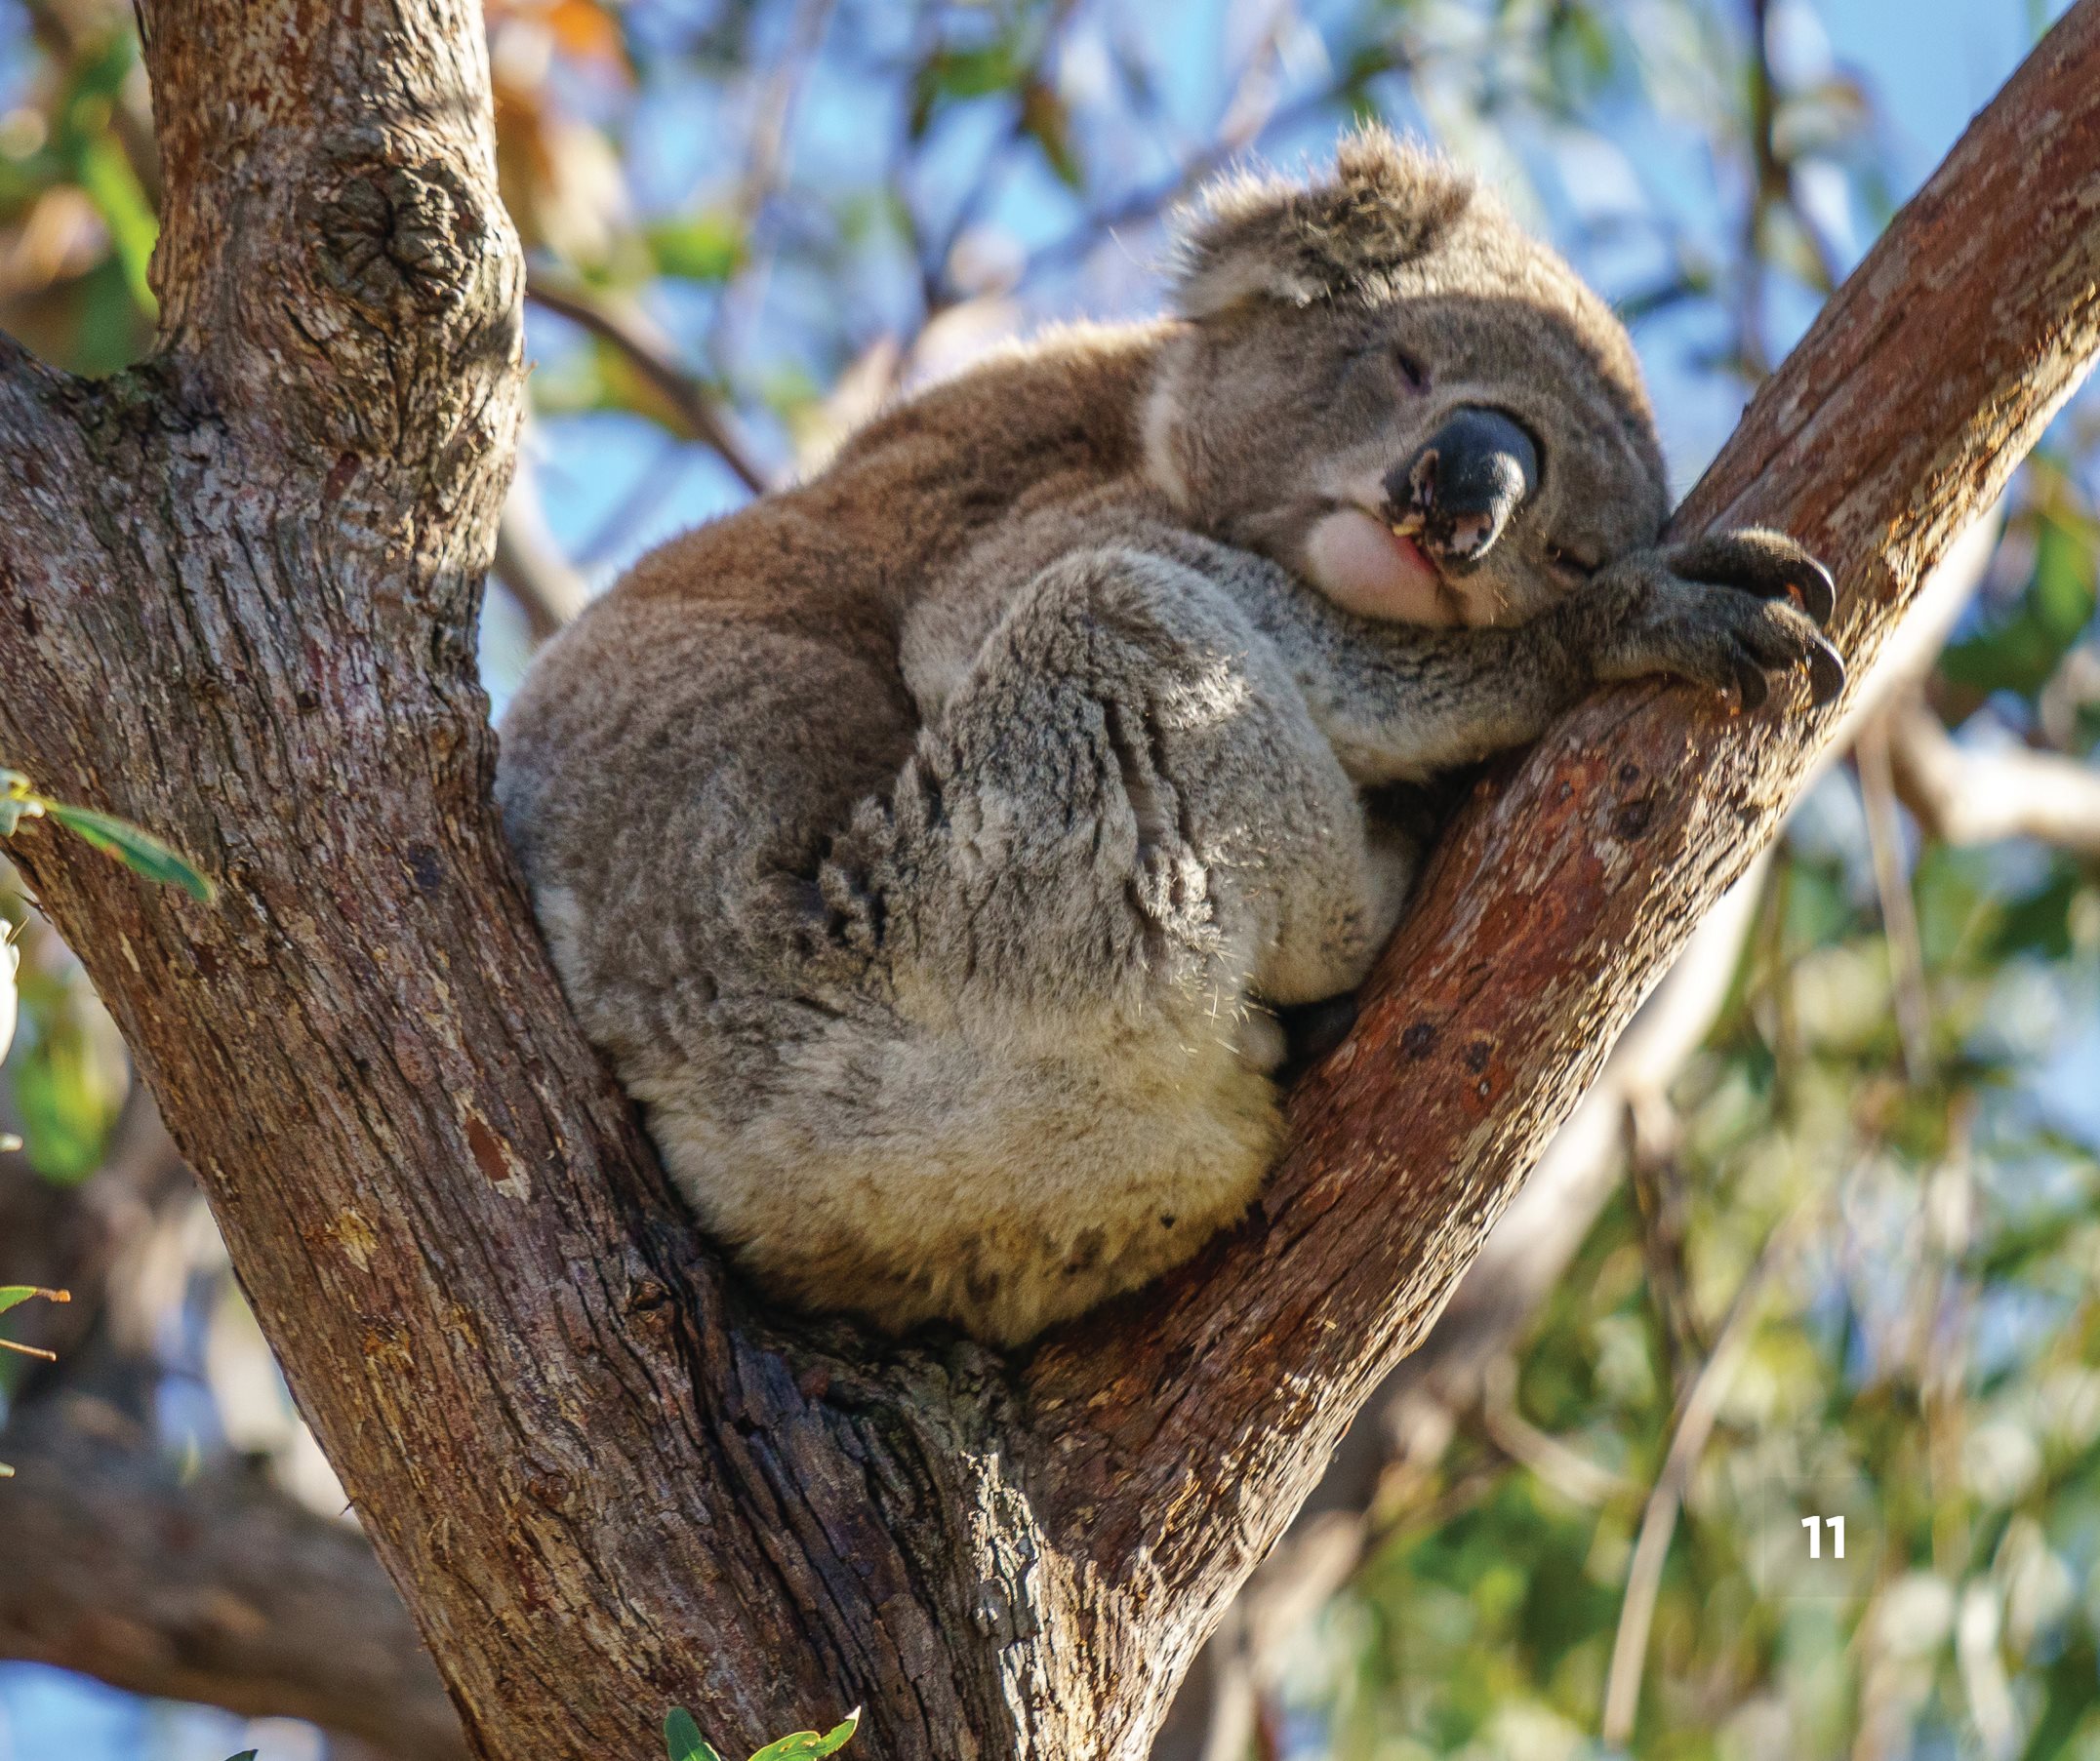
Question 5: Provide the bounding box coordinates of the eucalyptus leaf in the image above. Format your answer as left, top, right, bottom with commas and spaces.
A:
665, 1707, 722, 1761
0, 1285, 68, 1317
748, 1707, 860, 1761
649, 211, 747, 283
42, 801, 215, 901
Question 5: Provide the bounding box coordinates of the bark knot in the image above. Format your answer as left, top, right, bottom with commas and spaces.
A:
310, 160, 481, 318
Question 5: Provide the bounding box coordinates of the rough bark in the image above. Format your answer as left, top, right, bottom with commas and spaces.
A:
0, 5, 2096, 1761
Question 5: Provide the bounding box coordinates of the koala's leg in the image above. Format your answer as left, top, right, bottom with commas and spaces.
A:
858, 544, 1396, 1021
782, 545, 1396, 1341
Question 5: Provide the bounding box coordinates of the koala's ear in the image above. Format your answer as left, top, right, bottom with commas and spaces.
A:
1167, 174, 1328, 318
1168, 125, 1474, 320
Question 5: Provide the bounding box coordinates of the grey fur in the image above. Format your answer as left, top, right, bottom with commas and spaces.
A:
496, 127, 1838, 1344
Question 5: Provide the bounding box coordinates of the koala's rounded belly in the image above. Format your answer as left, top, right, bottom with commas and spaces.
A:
633, 1012, 1280, 1345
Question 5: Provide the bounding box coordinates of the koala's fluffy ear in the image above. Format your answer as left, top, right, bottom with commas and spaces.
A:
1168, 125, 1475, 319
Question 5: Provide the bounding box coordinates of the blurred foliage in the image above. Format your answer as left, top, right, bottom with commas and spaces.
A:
1299, 829, 2100, 1757
1, 0, 2098, 1758
5, 902, 126, 1181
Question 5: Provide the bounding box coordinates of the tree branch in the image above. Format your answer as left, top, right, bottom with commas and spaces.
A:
0, 1399, 466, 1761
1150, 508, 2006, 1759
1, 1097, 463, 1757
493, 443, 589, 641
1885, 698, 2100, 859
526, 273, 771, 494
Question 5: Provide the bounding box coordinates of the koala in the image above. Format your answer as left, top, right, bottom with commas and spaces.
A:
496, 128, 1841, 1346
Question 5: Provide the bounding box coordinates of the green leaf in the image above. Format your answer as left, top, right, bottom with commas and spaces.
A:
224, 1751, 260, 1761
42, 801, 214, 901
1986, 860, 2083, 960
0, 1286, 67, 1367
68, 255, 149, 378
1020, 81, 1080, 188
12, 1013, 120, 1182
648, 211, 747, 283
0, 1285, 68, 1316
909, 40, 1023, 135
1941, 514, 2096, 697
665, 1708, 722, 1761
924, 42, 1021, 100
77, 131, 159, 314
7, 931, 125, 1183
748, 1707, 860, 1761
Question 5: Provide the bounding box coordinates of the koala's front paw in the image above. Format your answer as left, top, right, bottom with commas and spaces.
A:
1585, 529, 1844, 711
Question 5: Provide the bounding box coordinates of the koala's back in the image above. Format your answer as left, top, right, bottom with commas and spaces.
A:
495, 325, 1256, 1339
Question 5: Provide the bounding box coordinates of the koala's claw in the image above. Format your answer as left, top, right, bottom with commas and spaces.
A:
1731, 655, 1769, 713
1668, 529, 1838, 628
1795, 563, 1838, 628
1674, 527, 1843, 708
1585, 527, 1845, 712
1805, 635, 1846, 706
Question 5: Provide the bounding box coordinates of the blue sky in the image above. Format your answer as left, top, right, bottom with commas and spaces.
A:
505, 0, 2082, 620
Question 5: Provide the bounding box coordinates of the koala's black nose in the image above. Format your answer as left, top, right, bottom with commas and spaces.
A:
1385, 407, 1539, 568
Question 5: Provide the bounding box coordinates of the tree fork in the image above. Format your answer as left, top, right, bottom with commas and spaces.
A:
0, 4, 2095, 1759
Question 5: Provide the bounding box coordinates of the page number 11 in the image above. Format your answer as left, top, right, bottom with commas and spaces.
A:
1801, 1514, 1845, 1559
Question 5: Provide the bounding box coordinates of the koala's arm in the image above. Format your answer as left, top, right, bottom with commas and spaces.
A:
1223, 529, 1843, 784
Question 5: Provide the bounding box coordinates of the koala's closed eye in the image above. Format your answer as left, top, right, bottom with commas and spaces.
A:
1546, 543, 1600, 579
1348, 340, 1430, 393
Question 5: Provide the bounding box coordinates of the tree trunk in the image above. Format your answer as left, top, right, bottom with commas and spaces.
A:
1, 2, 2096, 1757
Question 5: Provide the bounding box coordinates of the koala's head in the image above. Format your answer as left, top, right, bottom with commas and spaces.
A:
1144, 127, 1668, 628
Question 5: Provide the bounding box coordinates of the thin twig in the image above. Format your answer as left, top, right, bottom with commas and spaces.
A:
1625, 1095, 1707, 1388
1600, 1201, 1816, 1748
1019, 53, 1407, 288
1479, 1359, 1632, 1507
736, 0, 836, 221
1855, 715, 1933, 1084
1885, 696, 2100, 859
708, 0, 837, 366
492, 491, 589, 644
525, 273, 772, 496
1737, 0, 1780, 378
